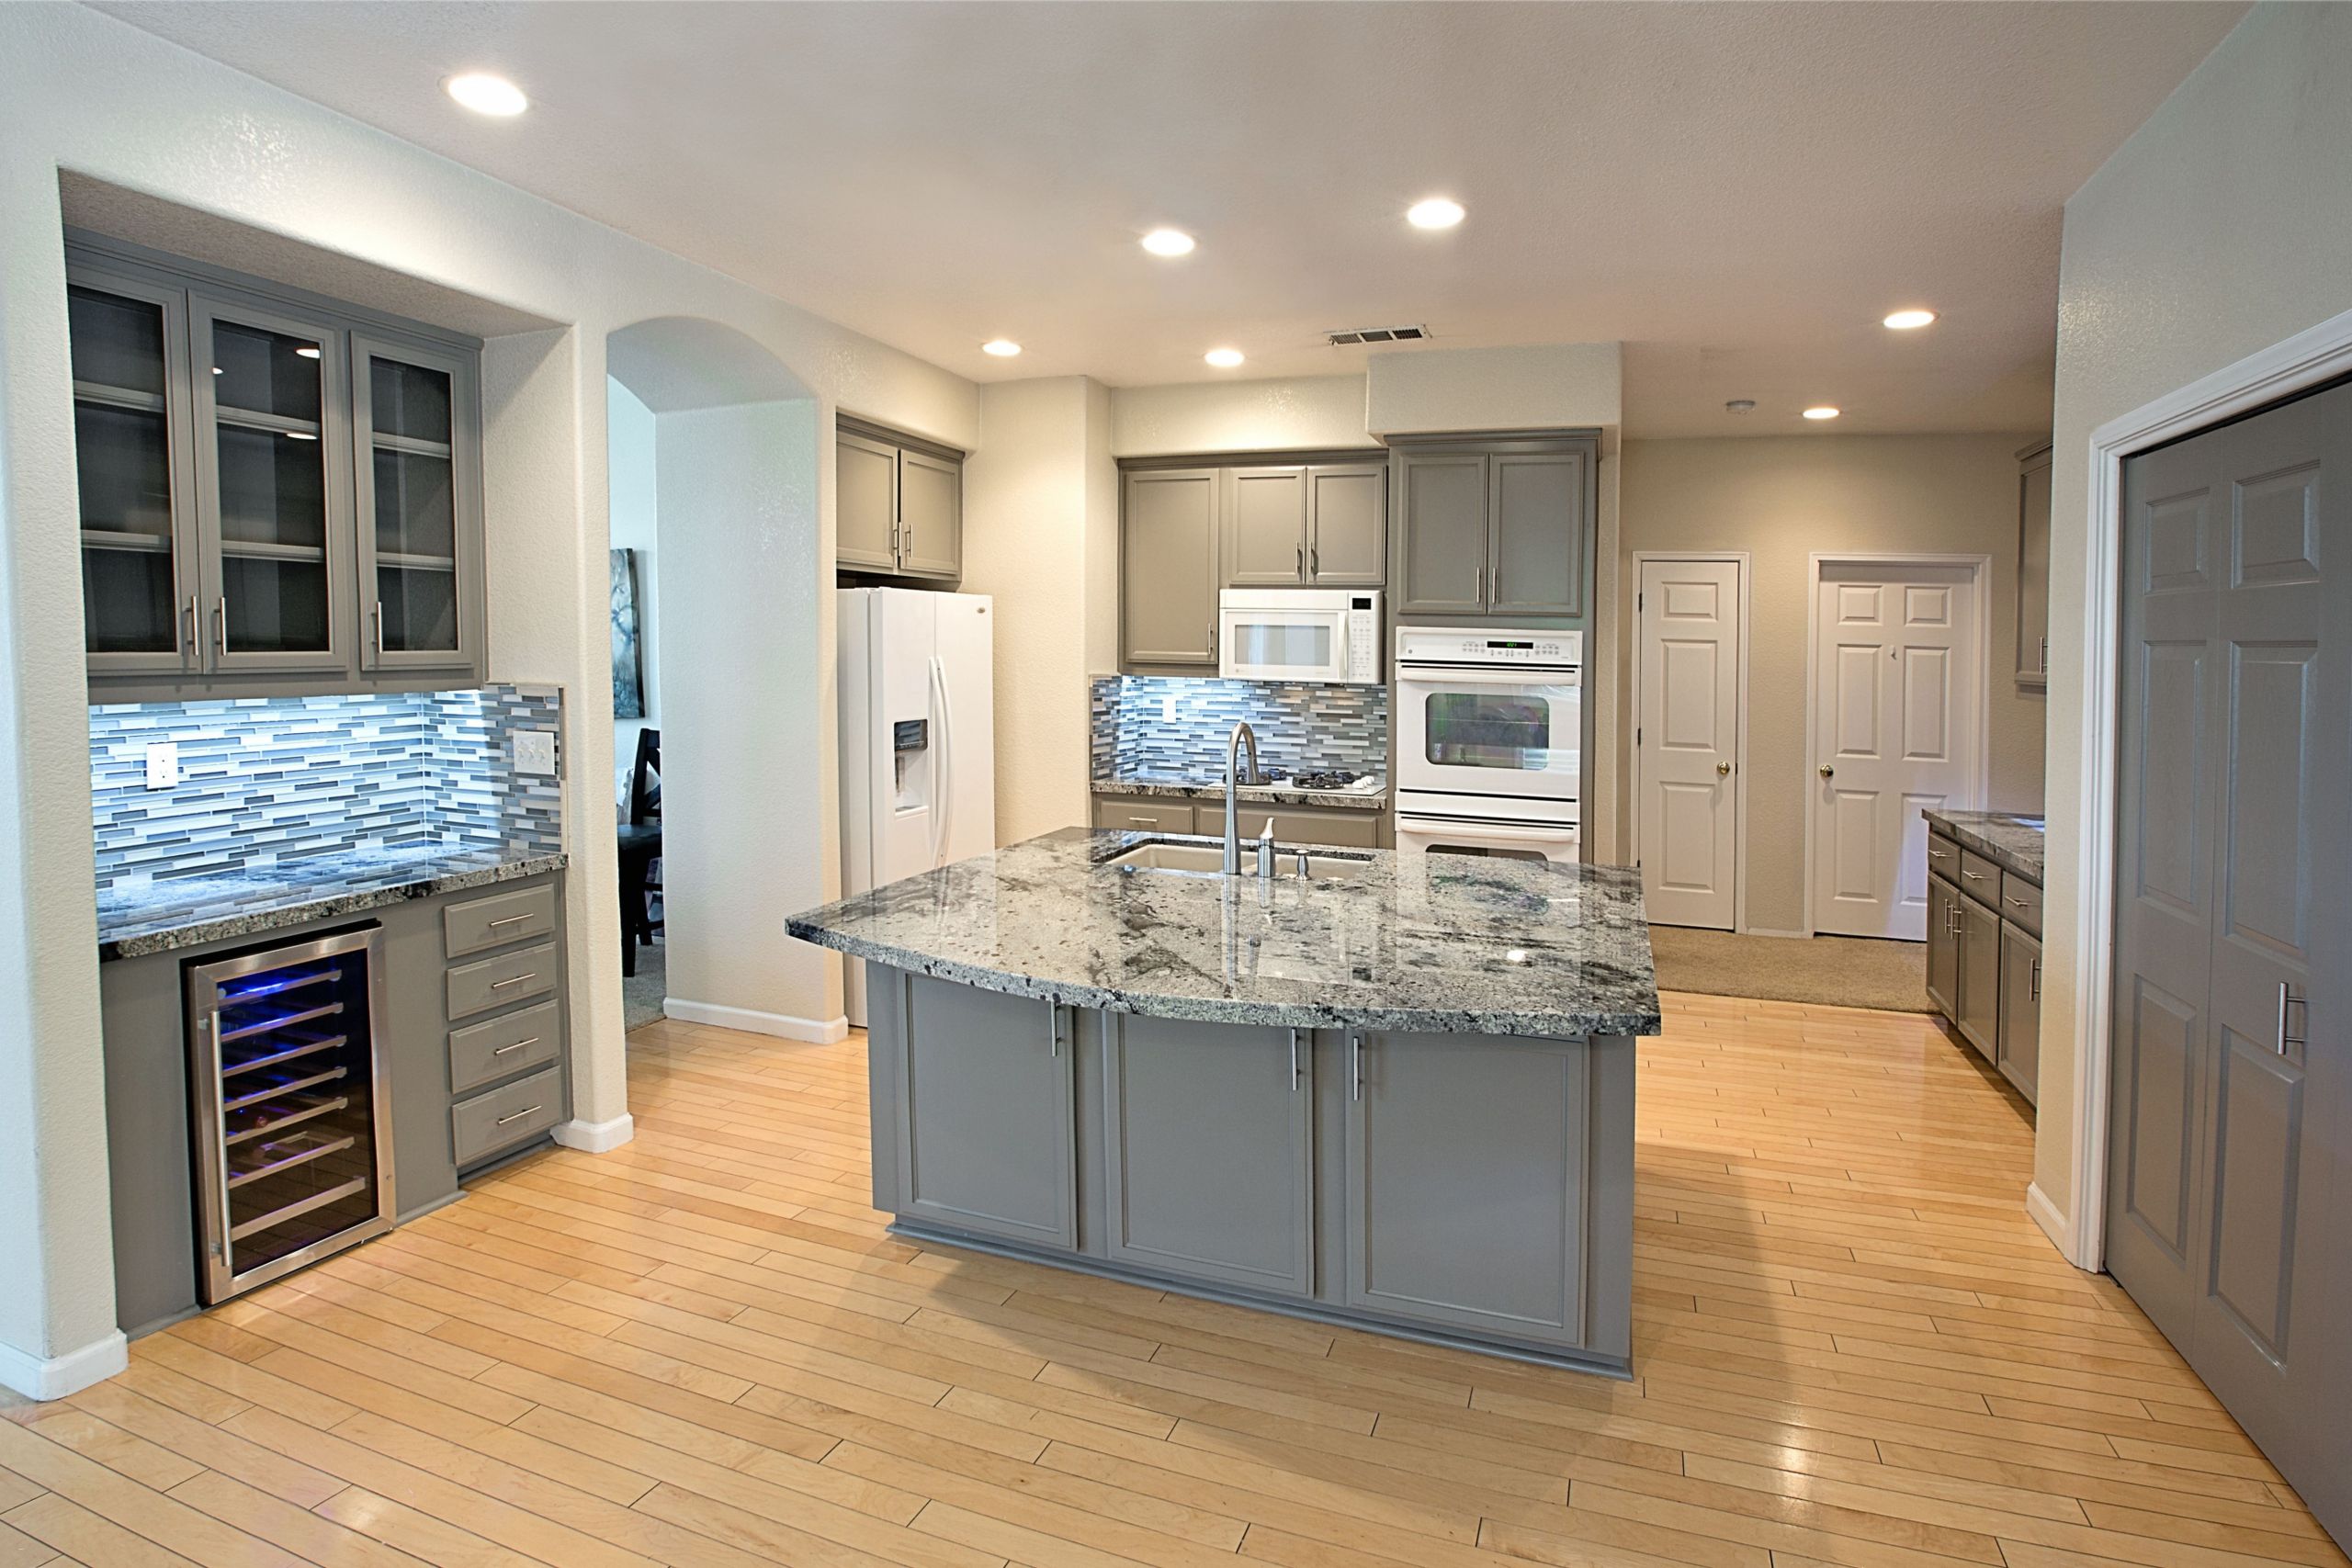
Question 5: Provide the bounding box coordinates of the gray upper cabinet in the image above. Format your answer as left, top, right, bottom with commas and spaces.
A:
896, 447, 962, 579
1306, 464, 1385, 585
2017, 443, 2052, 685
1122, 468, 1221, 668
68, 242, 486, 697
835, 430, 899, 571
1395, 437, 1592, 617
1223, 462, 1387, 588
1225, 466, 1311, 585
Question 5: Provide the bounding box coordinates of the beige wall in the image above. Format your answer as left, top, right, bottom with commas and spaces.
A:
961, 376, 1119, 843
2033, 4, 2352, 1254
1617, 434, 2048, 933
1109, 375, 1369, 457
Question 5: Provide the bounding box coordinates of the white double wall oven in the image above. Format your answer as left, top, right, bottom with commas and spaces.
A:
1394, 627, 1582, 863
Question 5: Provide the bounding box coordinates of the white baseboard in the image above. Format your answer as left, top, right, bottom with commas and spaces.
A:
1735, 925, 1810, 940
662, 998, 849, 1043
2026, 1181, 2083, 1268
553, 1113, 635, 1154
0, 1327, 128, 1402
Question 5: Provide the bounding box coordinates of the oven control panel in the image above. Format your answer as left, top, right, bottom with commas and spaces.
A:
1395, 627, 1583, 669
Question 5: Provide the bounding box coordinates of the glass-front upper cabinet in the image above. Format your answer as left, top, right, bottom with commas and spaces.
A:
353, 334, 481, 671
190, 297, 350, 673
69, 267, 198, 673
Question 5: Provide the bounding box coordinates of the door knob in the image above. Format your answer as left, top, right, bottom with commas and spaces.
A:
1819, 765, 1835, 779
1716, 761, 1731, 777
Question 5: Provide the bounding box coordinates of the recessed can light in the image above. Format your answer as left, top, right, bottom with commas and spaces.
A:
1140, 229, 1196, 257
444, 73, 528, 117
1803, 406, 1841, 421
1407, 197, 1465, 230
1883, 309, 1938, 330
980, 339, 1022, 357
1204, 347, 1245, 368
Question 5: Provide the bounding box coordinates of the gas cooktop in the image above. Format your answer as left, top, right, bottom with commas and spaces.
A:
1260, 768, 1382, 793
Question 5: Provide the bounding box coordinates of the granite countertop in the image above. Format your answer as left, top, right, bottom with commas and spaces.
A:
98, 845, 570, 961
1923, 809, 2045, 883
1092, 772, 1389, 812
788, 827, 1659, 1039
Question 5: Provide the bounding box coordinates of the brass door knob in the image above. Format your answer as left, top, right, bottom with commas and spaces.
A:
1819, 764, 1835, 779
1716, 761, 1731, 777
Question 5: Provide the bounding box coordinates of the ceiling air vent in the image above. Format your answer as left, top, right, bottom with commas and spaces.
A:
1326, 324, 1430, 347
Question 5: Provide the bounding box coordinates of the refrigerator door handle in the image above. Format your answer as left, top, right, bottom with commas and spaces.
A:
929, 652, 956, 868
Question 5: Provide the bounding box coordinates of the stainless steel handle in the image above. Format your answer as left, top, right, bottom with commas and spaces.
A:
1296, 543, 1306, 579
2040, 637, 2049, 673
2005, 896, 2030, 908
490, 973, 539, 989
487, 913, 532, 928
213, 596, 227, 653
494, 1104, 544, 1127
1290, 1028, 1303, 1090
2278, 982, 2306, 1055
1474, 565, 1485, 604
203, 1009, 232, 1263
1716, 761, 1731, 777
1047, 1003, 1060, 1059
1962, 870, 1986, 883
1310, 545, 1319, 578
1126, 816, 1158, 828
1929, 849, 1950, 861
372, 599, 385, 663
1819, 764, 1834, 779
183, 595, 198, 655
904, 521, 914, 558
2030, 961, 2041, 1002
492, 1037, 541, 1057
1350, 1032, 1363, 1102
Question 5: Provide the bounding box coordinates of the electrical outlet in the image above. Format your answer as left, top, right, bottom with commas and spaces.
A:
1161, 693, 1178, 722
144, 742, 178, 791
513, 729, 559, 776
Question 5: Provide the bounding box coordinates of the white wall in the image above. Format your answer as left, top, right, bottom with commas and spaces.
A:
0, 2, 977, 1393
1617, 434, 2048, 933
1366, 343, 1623, 436
2033, 3, 2352, 1247
608, 377, 660, 810
1110, 375, 1369, 457
960, 377, 1119, 842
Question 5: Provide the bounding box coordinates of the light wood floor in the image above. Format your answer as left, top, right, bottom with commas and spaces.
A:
5, 993, 2346, 1568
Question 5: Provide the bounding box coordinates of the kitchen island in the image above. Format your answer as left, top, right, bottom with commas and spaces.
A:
788, 827, 1661, 1374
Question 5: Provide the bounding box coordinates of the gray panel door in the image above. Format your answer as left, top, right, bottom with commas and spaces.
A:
1346, 1031, 1589, 1348
836, 431, 898, 571
1102, 1017, 1312, 1295
1998, 921, 2041, 1105
1925, 874, 1959, 1019
2109, 383, 2352, 1541
896, 447, 961, 578
1123, 468, 1220, 666
1225, 466, 1308, 586
1488, 448, 1588, 618
1395, 452, 1487, 613
1306, 464, 1385, 585
896, 976, 1076, 1249
1955, 895, 2002, 1061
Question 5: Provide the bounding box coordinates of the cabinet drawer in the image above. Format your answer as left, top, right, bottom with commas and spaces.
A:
451, 1065, 562, 1168
1926, 832, 1962, 884
447, 998, 560, 1097
1216, 807, 1383, 849
1998, 873, 2042, 936
447, 942, 556, 1021
1095, 797, 1194, 835
1957, 851, 2003, 906
443, 884, 557, 959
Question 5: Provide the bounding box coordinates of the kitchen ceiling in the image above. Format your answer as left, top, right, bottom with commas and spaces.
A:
91, 1, 2245, 435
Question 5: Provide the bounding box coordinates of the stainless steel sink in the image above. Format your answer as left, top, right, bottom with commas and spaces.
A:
1103, 840, 1372, 882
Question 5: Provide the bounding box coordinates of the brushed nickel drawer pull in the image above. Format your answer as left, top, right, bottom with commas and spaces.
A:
487, 913, 532, 928
491, 973, 539, 989
2006, 896, 2031, 908
494, 1104, 544, 1127
1962, 870, 1985, 883
492, 1037, 542, 1056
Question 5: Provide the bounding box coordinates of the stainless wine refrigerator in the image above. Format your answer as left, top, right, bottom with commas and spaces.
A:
186, 925, 395, 1303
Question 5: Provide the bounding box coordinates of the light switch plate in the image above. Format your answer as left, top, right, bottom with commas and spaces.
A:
144, 742, 178, 790
513, 729, 559, 776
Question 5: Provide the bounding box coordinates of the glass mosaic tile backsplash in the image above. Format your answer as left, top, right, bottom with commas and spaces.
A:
1091, 675, 1389, 780
90, 685, 564, 890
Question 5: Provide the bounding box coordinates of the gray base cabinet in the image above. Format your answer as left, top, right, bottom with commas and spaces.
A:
1997, 923, 2041, 1102
1955, 897, 2003, 1059
865, 964, 1636, 1371
1925, 828, 2041, 1109
1925, 875, 1960, 1016
1090, 794, 1386, 848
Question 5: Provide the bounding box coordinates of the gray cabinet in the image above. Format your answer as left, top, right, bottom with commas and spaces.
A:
1395, 439, 1593, 617
1998, 922, 2041, 1102
354, 332, 485, 673
1102, 1016, 1312, 1296
1122, 468, 1221, 668
1926, 871, 1960, 1017
1226, 466, 1311, 585
2017, 443, 2052, 686
1224, 463, 1387, 588
1955, 893, 2003, 1061
1306, 464, 1386, 585
835, 423, 964, 581
1090, 794, 1386, 848
1091, 795, 1195, 834
1346, 1031, 1590, 1348
889, 976, 1076, 1249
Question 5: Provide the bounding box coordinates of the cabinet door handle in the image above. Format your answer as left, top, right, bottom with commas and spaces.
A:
373, 600, 386, 663
1289, 1028, 1303, 1090
494, 1104, 544, 1127
1474, 565, 1485, 605
2029, 962, 2040, 1002
2040, 637, 2049, 673
213, 596, 227, 654
491, 973, 539, 989
904, 521, 914, 559
2277, 982, 2306, 1055
1296, 543, 1306, 579
1046, 1003, 1060, 1059
492, 1037, 541, 1057
1309, 545, 1319, 578
182, 595, 198, 655
1350, 1032, 1363, 1102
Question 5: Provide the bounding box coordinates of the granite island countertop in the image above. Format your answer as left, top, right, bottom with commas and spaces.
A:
1092, 772, 1388, 812
98, 844, 570, 961
788, 827, 1658, 1038
1923, 809, 2045, 883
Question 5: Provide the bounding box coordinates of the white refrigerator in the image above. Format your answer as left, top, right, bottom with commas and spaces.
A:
837, 588, 996, 1025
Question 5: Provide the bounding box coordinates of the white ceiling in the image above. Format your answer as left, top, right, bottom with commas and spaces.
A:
93, 1, 2245, 436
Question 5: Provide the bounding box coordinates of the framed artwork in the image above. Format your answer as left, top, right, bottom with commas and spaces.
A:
611, 548, 646, 719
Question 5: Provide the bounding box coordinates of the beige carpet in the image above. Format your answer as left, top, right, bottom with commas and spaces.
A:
1647, 924, 1934, 1012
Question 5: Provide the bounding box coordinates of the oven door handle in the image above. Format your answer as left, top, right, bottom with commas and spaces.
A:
1396, 814, 1579, 844
1396, 664, 1581, 688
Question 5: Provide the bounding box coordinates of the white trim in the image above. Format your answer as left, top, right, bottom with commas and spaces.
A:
553, 1113, 635, 1154
0, 1328, 128, 1402
662, 997, 851, 1043
1631, 551, 1753, 932
1800, 553, 1994, 940
2026, 1181, 2075, 1262
2062, 300, 2352, 1274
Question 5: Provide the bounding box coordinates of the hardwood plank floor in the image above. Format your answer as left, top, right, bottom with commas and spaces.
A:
6, 992, 2344, 1567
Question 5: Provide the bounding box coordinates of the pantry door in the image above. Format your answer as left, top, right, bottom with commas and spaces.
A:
1809, 559, 1982, 941
1636, 557, 1744, 930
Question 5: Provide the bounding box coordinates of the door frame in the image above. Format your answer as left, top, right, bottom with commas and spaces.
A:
1799, 552, 1993, 940
2053, 301, 2352, 1272
1630, 551, 1752, 932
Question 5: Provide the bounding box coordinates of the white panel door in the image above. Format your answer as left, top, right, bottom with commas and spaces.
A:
1812, 565, 1978, 940
1638, 558, 1741, 930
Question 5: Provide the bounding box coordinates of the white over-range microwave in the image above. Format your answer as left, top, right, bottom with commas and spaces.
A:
1217, 589, 1383, 684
